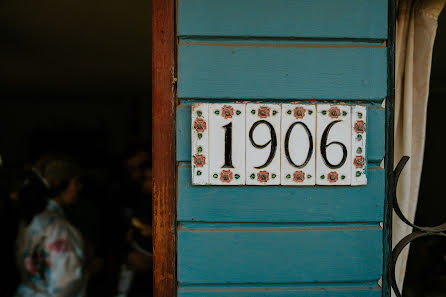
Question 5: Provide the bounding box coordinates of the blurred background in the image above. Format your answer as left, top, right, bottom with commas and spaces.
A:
0, 0, 151, 96
0, 0, 153, 296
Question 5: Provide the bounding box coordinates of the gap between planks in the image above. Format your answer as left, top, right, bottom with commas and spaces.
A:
179, 41, 386, 48
178, 222, 382, 232
178, 281, 380, 291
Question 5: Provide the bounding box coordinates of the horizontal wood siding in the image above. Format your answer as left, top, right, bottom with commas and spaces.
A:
177, 1, 389, 295
178, 45, 387, 100
177, 164, 384, 223
176, 105, 385, 163
178, 226, 382, 284
178, 0, 388, 39
178, 288, 381, 297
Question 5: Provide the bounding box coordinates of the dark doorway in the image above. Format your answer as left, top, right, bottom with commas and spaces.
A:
0, 98, 153, 296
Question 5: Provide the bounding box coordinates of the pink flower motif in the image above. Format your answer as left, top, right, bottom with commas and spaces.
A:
354, 155, 365, 168
49, 239, 71, 253
221, 105, 234, 119
327, 171, 339, 183
24, 257, 39, 275
328, 107, 341, 119
257, 170, 270, 183
257, 106, 271, 119
293, 171, 305, 183
354, 120, 366, 134
193, 154, 206, 168
193, 118, 207, 132
293, 107, 306, 119
220, 170, 233, 183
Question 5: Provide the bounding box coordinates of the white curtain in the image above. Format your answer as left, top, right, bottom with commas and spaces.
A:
394, 0, 445, 294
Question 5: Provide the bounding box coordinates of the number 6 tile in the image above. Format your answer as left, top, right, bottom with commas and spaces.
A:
208, 103, 246, 185
316, 104, 352, 185
246, 103, 281, 185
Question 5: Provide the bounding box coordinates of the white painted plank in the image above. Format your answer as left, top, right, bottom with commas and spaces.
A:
280, 104, 316, 185
209, 104, 246, 185
316, 104, 352, 185
191, 103, 209, 185
351, 105, 368, 185
245, 104, 281, 185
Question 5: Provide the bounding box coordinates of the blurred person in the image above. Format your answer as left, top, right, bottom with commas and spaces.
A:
115, 164, 152, 297
15, 158, 93, 297
116, 198, 153, 297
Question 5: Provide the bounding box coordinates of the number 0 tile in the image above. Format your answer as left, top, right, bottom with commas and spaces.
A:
208, 104, 246, 185
246, 104, 281, 185
281, 104, 316, 185
316, 104, 352, 185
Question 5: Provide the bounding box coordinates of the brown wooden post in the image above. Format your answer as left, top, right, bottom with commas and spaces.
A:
152, 0, 176, 296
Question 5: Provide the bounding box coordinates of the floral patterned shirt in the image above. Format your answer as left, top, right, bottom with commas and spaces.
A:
15, 200, 87, 297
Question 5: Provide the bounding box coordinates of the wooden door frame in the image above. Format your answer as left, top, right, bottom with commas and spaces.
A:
152, 0, 176, 297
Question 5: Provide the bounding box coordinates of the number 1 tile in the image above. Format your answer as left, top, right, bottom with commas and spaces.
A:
208, 103, 246, 185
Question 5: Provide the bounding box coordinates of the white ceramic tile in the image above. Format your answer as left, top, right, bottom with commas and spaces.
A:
351, 105, 367, 185
208, 103, 246, 185
245, 104, 281, 185
191, 103, 209, 185
316, 104, 352, 185
280, 104, 316, 185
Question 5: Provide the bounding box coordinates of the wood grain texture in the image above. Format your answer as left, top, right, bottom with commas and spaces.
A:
177, 164, 385, 222
178, 287, 381, 297
152, 0, 175, 296
178, 45, 387, 100
176, 105, 385, 163
178, 227, 382, 284
178, 0, 388, 39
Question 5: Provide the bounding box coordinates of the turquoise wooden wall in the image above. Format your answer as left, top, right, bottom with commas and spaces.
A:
176, 1, 389, 296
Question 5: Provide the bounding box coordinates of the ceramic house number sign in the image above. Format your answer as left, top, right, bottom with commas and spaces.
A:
191, 103, 367, 186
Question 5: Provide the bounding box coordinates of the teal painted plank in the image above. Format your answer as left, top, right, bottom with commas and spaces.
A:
367, 107, 386, 164
178, 227, 383, 284
177, 164, 385, 222
178, 0, 388, 39
176, 105, 385, 163
176, 104, 190, 161
179, 288, 381, 297
178, 45, 387, 99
